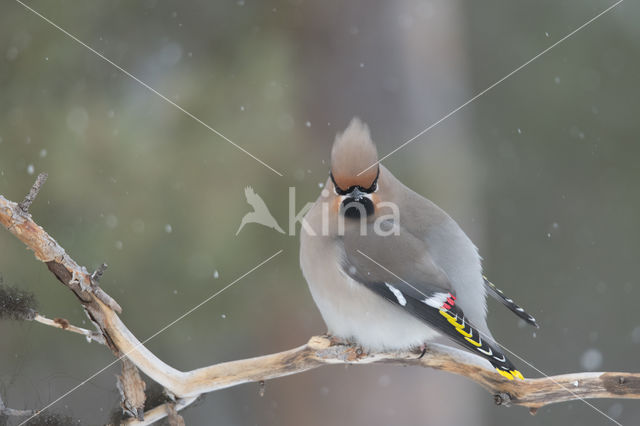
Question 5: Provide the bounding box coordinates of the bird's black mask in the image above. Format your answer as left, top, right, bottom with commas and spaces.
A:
330, 170, 378, 219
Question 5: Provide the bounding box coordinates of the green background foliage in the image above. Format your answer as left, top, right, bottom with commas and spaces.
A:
1, 1, 638, 424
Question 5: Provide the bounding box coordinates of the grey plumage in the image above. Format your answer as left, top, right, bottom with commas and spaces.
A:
300, 118, 534, 379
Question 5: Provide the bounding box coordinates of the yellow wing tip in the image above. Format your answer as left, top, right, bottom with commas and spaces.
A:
496, 369, 514, 380
439, 310, 456, 322
511, 370, 525, 380
455, 326, 472, 338
495, 369, 525, 380
464, 336, 482, 347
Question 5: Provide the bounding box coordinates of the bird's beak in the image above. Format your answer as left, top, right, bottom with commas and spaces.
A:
347, 187, 366, 201
339, 187, 375, 218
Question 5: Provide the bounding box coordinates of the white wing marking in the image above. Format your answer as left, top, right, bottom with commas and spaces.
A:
422, 292, 448, 308
385, 283, 407, 306
477, 346, 493, 356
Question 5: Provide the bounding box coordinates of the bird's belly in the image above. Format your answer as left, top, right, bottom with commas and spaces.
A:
302, 260, 439, 352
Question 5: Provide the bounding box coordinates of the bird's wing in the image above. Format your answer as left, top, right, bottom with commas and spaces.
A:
483, 276, 539, 328
341, 233, 523, 380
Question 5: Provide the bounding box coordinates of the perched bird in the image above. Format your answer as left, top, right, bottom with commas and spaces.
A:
300, 118, 538, 380
236, 186, 285, 235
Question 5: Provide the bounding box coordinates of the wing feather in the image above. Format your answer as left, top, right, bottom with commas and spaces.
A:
362, 279, 524, 380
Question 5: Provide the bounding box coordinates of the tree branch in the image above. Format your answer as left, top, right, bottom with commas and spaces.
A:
1, 177, 639, 425
18, 172, 47, 213
31, 312, 106, 344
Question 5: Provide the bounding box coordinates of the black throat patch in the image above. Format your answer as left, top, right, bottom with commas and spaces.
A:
340, 197, 375, 219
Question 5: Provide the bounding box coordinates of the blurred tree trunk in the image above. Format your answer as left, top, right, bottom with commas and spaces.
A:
286, 1, 486, 425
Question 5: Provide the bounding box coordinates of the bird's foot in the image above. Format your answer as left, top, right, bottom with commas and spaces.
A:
324, 334, 367, 359
326, 334, 349, 347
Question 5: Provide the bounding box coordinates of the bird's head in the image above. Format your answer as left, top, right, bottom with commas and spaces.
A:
329, 118, 380, 219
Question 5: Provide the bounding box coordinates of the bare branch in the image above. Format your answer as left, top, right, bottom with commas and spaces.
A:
2, 185, 640, 425
18, 172, 48, 213
92, 285, 123, 313
123, 397, 198, 426
91, 263, 108, 283
165, 402, 186, 426
117, 358, 147, 421
31, 313, 106, 344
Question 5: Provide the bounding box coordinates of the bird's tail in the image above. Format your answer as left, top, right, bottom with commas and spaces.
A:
483, 276, 539, 328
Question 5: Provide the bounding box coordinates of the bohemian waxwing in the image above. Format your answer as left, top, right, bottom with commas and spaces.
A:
300, 118, 538, 380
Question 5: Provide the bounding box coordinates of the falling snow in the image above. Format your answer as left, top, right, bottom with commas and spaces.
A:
608, 402, 624, 419
580, 348, 603, 371
159, 42, 183, 66
106, 214, 118, 229
213, 270, 219, 279
165, 224, 173, 233
26, 164, 34, 175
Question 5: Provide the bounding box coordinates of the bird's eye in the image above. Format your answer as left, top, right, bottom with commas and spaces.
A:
333, 184, 349, 196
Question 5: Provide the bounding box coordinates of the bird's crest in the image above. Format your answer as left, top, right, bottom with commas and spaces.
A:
330, 118, 379, 191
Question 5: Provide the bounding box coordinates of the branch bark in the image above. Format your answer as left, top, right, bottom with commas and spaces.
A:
32, 312, 106, 344
1, 177, 639, 425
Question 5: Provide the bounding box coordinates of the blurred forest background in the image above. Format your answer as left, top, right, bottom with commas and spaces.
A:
1, 0, 639, 425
